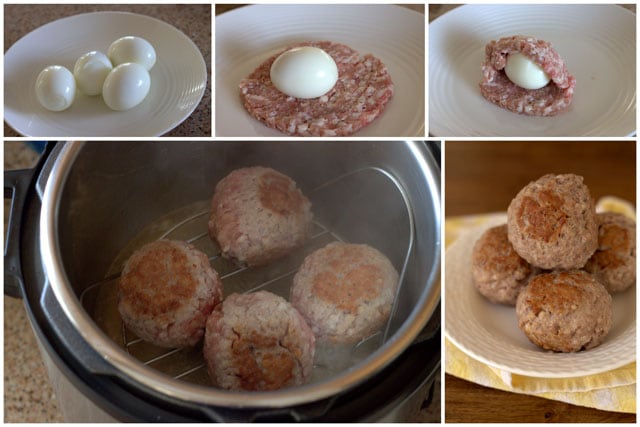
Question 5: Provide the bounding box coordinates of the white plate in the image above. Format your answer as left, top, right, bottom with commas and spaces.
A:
215, 4, 424, 137
5, 12, 207, 137
445, 214, 636, 378
430, 4, 636, 137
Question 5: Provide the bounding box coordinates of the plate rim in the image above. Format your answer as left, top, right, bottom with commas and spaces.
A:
444, 213, 636, 378
4, 10, 208, 137
428, 3, 636, 137
215, 3, 425, 137
430, 3, 636, 27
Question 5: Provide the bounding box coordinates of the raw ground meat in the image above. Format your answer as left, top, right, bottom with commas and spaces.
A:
239, 41, 394, 136
480, 35, 576, 116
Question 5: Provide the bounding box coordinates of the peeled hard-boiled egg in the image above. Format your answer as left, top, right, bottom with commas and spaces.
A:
504, 53, 551, 90
270, 46, 338, 99
108, 36, 156, 71
73, 51, 113, 96
35, 65, 76, 111
102, 63, 151, 111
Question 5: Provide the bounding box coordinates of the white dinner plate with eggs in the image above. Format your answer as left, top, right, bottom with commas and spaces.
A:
430, 4, 636, 137
445, 213, 636, 378
216, 4, 425, 137
4, 12, 207, 137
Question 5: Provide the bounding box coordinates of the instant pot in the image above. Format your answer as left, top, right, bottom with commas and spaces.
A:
5, 141, 441, 422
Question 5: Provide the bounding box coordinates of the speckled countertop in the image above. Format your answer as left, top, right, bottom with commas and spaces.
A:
4, 4, 211, 137
3, 143, 62, 422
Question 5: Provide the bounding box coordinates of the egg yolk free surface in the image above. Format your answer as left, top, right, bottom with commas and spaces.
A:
108, 36, 156, 71
102, 62, 151, 111
504, 52, 551, 90
73, 51, 113, 96
35, 65, 76, 111
269, 46, 339, 99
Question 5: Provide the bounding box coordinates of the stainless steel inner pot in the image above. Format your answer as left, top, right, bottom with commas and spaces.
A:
39, 140, 440, 409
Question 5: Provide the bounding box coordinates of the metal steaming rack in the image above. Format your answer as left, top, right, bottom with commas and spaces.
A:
79, 167, 414, 385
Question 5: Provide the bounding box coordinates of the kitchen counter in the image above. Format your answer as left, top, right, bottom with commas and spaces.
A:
4, 4, 211, 137
4, 142, 62, 422
3, 141, 440, 422
445, 141, 636, 423
4, 297, 63, 422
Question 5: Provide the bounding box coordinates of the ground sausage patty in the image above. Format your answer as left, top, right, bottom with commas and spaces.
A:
480, 35, 576, 116
240, 41, 394, 136
290, 242, 399, 343
208, 166, 313, 268
471, 224, 535, 306
507, 174, 597, 270
203, 291, 315, 391
516, 270, 612, 353
584, 212, 636, 293
118, 239, 223, 348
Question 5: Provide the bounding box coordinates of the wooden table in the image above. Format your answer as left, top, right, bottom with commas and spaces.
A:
446, 141, 635, 216
446, 375, 635, 423
445, 140, 636, 423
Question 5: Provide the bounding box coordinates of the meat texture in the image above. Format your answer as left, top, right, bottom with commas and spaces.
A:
480, 35, 576, 116
516, 270, 612, 352
203, 291, 315, 391
290, 242, 399, 343
471, 224, 535, 306
507, 174, 597, 270
240, 41, 394, 136
118, 239, 223, 348
208, 166, 313, 268
583, 212, 636, 293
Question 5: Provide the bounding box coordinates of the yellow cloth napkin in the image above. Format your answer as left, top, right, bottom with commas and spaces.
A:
445, 196, 636, 414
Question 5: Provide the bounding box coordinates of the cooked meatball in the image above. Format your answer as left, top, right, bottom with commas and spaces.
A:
118, 239, 223, 348
516, 270, 612, 353
583, 212, 636, 293
208, 166, 313, 268
471, 224, 535, 306
290, 242, 399, 344
203, 291, 315, 391
507, 174, 598, 269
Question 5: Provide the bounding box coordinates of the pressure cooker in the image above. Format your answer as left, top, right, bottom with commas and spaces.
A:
5, 140, 441, 422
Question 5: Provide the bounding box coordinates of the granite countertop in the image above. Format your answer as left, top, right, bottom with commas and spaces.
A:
3, 143, 62, 422
4, 4, 211, 137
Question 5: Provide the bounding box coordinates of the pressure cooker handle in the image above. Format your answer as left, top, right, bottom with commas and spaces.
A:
4, 168, 36, 298
4, 143, 55, 298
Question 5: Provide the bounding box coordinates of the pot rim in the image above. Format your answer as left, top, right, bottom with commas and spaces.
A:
38, 140, 441, 408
